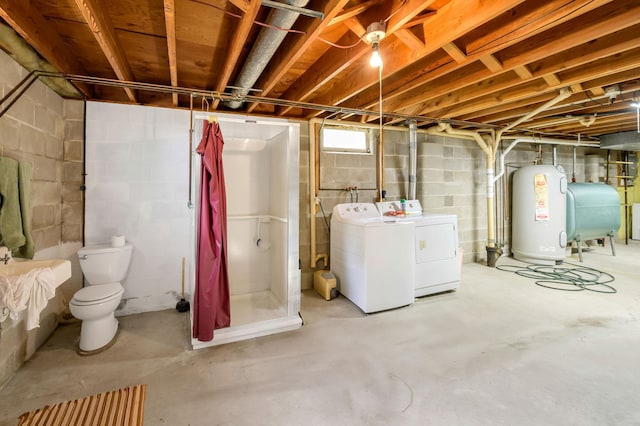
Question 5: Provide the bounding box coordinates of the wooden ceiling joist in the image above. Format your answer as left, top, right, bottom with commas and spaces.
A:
480, 54, 503, 72
543, 74, 562, 87
351, 0, 626, 116
163, 0, 178, 106
73, 0, 137, 102
394, 29, 425, 51
442, 42, 467, 63
282, 0, 439, 117
213, 0, 261, 109
381, 1, 640, 117
514, 65, 533, 80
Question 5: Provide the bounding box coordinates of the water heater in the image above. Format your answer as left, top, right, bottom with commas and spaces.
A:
511, 165, 568, 264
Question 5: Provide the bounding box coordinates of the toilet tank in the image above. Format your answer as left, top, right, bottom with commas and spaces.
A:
78, 243, 133, 285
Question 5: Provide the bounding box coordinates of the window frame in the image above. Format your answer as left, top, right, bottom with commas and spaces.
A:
320, 125, 373, 154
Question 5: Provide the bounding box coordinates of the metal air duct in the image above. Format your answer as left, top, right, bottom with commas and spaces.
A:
599, 131, 640, 151
225, 0, 309, 109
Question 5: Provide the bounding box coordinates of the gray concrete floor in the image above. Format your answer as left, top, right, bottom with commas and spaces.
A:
1, 241, 640, 425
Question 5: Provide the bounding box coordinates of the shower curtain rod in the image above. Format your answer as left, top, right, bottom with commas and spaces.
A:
35, 71, 503, 131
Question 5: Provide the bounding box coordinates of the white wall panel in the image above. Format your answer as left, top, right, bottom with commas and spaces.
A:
85, 102, 191, 315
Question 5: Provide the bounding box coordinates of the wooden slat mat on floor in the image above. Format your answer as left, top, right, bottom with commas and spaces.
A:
17, 384, 146, 426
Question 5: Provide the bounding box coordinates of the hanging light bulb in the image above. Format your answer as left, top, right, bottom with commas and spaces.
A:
369, 42, 382, 68
364, 22, 386, 68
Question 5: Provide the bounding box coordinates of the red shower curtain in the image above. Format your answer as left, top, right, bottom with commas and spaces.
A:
193, 120, 230, 341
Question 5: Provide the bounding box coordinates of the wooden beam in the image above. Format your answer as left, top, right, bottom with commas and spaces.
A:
394, 29, 425, 51
329, 1, 379, 26
467, 0, 610, 55
442, 42, 466, 63
381, 0, 640, 116
570, 83, 584, 94
514, 65, 533, 80
244, 0, 349, 113
307, 0, 526, 117
0, 0, 90, 96
463, 79, 640, 124
229, 0, 249, 13
343, 16, 367, 37
300, 0, 456, 116
281, 0, 439, 116
402, 10, 437, 28
590, 87, 606, 96
543, 73, 562, 87
347, 0, 609, 114
163, 0, 178, 106
459, 92, 558, 122
480, 54, 503, 72
73, 0, 137, 102
425, 55, 640, 119
213, 0, 261, 108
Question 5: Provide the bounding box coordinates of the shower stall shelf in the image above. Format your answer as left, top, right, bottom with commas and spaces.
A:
190, 114, 301, 349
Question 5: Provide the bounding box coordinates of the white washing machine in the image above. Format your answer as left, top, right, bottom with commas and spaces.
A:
377, 200, 461, 297
330, 203, 415, 313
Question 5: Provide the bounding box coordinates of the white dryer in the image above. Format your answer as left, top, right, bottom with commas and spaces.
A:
330, 203, 415, 313
377, 200, 461, 297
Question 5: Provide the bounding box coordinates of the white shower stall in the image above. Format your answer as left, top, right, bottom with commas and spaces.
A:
190, 114, 302, 349
84, 102, 301, 349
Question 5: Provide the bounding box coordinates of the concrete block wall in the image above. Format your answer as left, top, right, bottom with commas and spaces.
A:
0, 51, 84, 250
62, 101, 85, 243
0, 49, 84, 388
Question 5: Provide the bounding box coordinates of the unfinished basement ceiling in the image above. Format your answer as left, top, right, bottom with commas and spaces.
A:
1, 0, 639, 138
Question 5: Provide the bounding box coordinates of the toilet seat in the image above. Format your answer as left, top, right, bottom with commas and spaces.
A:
71, 283, 124, 306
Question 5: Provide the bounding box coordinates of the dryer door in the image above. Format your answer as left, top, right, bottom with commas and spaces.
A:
416, 223, 457, 263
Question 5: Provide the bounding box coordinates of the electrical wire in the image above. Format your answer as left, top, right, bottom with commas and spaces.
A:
318, 36, 364, 49
384, 0, 409, 23
318, 198, 330, 234
496, 261, 616, 293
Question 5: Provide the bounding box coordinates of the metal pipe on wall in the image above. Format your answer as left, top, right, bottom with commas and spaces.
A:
572, 146, 577, 182
408, 119, 417, 200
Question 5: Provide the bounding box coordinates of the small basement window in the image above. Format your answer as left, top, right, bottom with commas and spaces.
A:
321, 126, 371, 153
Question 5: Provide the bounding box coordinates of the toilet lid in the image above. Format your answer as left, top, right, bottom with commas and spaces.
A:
73, 283, 123, 303
78, 243, 132, 256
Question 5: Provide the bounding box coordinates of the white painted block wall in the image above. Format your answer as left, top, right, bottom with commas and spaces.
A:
85, 102, 191, 315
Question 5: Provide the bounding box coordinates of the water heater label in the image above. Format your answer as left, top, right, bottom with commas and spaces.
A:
534, 173, 549, 221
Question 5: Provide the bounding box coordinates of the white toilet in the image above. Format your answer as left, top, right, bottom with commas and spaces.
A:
70, 243, 133, 353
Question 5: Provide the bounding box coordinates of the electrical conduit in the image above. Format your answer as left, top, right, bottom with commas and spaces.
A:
309, 119, 328, 269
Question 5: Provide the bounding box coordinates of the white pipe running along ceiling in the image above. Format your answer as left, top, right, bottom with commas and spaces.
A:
494, 137, 599, 183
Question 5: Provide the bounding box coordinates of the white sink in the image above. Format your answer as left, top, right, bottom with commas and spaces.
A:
0, 258, 72, 287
